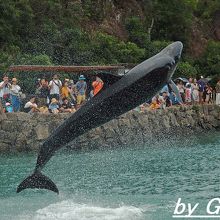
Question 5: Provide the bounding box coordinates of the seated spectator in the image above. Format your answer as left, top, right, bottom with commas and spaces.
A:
49, 98, 60, 114
158, 95, 166, 109
39, 106, 49, 113
162, 92, 172, 108
24, 97, 39, 113
60, 98, 76, 113
169, 92, 182, 105
150, 97, 160, 110
5, 102, 13, 113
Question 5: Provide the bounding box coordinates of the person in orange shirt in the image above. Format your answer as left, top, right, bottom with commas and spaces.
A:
91, 76, 104, 97
61, 79, 71, 100
150, 97, 161, 110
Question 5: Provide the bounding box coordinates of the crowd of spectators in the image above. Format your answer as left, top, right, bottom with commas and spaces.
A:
0, 74, 104, 114
0, 74, 219, 114
146, 76, 215, 111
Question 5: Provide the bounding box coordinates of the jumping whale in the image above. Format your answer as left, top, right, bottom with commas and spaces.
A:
17, 41, 183, 194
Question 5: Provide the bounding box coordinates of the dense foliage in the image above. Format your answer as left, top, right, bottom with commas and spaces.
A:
0, 0, 220, 92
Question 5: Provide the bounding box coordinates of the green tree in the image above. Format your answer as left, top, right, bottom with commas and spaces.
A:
152, 0, 196, 43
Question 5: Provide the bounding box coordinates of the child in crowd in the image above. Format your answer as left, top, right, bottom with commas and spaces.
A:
150, 97, 160, 110
60, 98, 76, 113
185, 83, 192, 105
5, 102, 13, 113
49, 98, 60, 114
39, 106, 49, 113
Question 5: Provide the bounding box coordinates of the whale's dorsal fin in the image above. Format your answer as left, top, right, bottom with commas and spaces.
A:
83, 72, 123, 89
95, 72, 123, 89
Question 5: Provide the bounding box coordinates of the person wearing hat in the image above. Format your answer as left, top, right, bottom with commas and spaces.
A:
49, 98, 60, 114
10, 77, 21, 112
75, 75, 87, 109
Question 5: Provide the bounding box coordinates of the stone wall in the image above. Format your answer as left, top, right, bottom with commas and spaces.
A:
0, 105, 220, 152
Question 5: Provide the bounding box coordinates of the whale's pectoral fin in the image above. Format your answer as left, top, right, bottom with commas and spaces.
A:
169, 80, 183, 103
16, 171, 59, 194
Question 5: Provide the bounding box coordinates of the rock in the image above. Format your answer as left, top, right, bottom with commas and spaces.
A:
0, 105, 220, 152
17, 112, 32, 121
0, 143, 10, 152
35, 124, 50, 140
6, 113, 18, 121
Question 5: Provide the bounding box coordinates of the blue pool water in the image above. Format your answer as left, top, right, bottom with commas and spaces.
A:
0, 132, 220, 220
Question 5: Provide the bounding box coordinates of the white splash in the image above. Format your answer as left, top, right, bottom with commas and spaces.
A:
34, 200, 144, 220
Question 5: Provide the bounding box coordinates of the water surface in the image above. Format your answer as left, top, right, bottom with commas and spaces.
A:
0, 132, 220, 220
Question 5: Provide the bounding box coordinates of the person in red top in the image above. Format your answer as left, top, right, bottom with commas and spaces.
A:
92, 76, 104, 96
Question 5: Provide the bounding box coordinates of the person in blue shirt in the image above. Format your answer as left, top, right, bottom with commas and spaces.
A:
75, 75, 87, 109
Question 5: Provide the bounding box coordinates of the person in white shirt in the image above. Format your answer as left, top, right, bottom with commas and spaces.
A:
10, 78, 21, 112
49, 74, 62, 102
0, 75, 11, 106
24, 97, 39, 113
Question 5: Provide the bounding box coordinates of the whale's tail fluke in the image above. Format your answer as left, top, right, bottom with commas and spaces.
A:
16, 171, 59, 194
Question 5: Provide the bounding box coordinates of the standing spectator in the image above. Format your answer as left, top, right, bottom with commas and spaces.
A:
75, 75, 87, 109
61, 79, 71, 100
49, 74, 62, 102
204, 84, 213, 104
69, 80, 77, 105
0, 75, 11, 107
185, 83, 192, 105
197, 76, 206, 104
10, 78, 21, 112
36, 79, 50, 107
215, 80, 220, 105
192, 79, 199, 104
91, 76, 104, 97
176, 80, 185, 103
